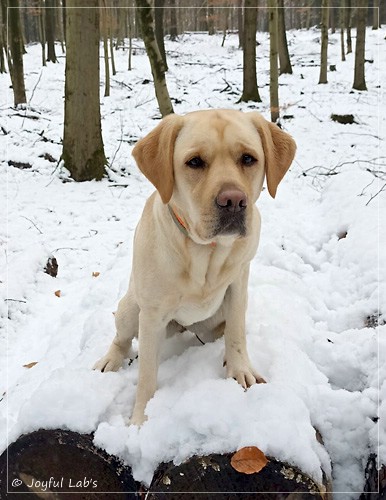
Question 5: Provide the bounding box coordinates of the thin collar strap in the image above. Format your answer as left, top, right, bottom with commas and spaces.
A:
167, 205, 216, 247
167, 205, 190, 238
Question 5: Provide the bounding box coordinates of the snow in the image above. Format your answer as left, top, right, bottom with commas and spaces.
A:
1, 27, 385, 497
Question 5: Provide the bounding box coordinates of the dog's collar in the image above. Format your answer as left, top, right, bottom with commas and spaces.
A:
167, 205, 216, 247
167, 204, 190, 238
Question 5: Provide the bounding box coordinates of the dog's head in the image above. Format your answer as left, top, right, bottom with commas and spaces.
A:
132, 109, 296, 244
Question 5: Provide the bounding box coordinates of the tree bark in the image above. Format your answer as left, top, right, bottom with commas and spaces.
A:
101, 4, 110, 98
237, 0, 243, 48
239, 0, 261, 103
372, 0, 379, 29
45, 0, 57, 62
208, 2, 215, 35
352, 0, 367, 91
136, 0, 173, 117
330, 3, 336, 33
62, 2, 106, 181
318, 0, 329, 84
0, 0, 6, 73
268, 0, 279, 123
8, 0, 26, 106
277, 0, 292, 74
345, 0, 352, 54
155, 0, 168, 70
169, 0, 177, 40
340, 4, 346, 62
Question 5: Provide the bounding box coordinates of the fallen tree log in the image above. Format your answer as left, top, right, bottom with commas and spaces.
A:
0, 430, 332, 499
0, 429, 138, 498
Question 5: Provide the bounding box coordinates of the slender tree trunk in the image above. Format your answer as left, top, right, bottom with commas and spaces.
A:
0, 0, 7, 73
330, 3, 336, 33
101, 4, 110, 97
372, 0, 379, 29
221, 8, 228, 47
45, 0, 57, 62
352, 0, 367, 91
8, 0, 26, 106
136, 0, 173, 116
237, 0, 243, 48
268, 0, 279, 123
56, 0, 65, 53
128, 8, 132, 70
109, 34, 116, 75
169, 0, 177, 40
277, 0, 292, 74
38, 0, 46, 66
340, 4, 346, 61
62, 2, 106, 181
155, 0, 168, 69
318, 0, 329, 84
208, 2, 215, 35
239, 0, 261, 103
346, 0, 352, 53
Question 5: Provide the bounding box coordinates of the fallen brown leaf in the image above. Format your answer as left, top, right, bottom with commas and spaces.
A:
230, 446, 268, 474
92, 272, 100, 277
54, 290, 61, 297
23, 362, 38, 369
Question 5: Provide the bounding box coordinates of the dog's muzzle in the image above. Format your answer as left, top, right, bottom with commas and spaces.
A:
213, 188, 247, 236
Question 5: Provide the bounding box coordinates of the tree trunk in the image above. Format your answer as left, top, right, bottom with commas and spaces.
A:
136, 0, 173, 117
0, 0, 6, 73
38, 0, 46, 66
346, 0, 352, 53
62, 2, 106, 181
277, 0, 292, 74
155, 0, 168, 70
330, 3, 336, 33
340, 4, 346, 62
8, 0, 26, 106
268, 0, 279, 123
372, 0, 379, 29
237, 0, 243, 48
169, 0, 177, 40
208, 2, 215, 35
109, 32, 116, 75
239, 0, 261, 103
221, 8, 228, 47
45, 0, 57, 62
352, 0, 367, 91
128, 8, 132, 70
101, 2, 110, 98
318, 0, 329, 84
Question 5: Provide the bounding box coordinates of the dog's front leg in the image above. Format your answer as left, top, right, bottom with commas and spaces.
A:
224, 266, 266, 388
130, 309, 167, 426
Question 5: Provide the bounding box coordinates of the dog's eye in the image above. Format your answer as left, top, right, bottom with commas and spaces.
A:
186, 156, 205, 169
241, 154, 257, 166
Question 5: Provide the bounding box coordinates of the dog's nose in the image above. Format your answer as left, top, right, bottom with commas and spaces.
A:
216, 189, 247, 213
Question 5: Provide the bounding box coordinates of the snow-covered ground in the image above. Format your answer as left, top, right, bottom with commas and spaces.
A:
1, 26, 385, 497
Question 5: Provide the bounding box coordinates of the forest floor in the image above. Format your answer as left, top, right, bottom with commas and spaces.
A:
1, 27, 385, 498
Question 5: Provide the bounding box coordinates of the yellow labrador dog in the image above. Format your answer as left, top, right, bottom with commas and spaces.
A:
94, 109, 296, 425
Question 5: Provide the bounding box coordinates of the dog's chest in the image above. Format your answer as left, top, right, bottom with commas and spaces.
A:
172, 245, 235, 326
173, 286, 227, 326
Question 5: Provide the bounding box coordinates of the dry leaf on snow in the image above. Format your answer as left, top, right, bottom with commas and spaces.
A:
54, 290, 61, 297
230, 446, 269, 474
23, 362, 38, 369
92, 272, 100, 277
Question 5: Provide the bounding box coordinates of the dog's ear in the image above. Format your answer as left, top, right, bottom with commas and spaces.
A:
132, 114, 183, 204
249, 112, 296, 198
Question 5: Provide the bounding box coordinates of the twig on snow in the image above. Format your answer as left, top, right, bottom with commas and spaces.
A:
20, 216, 43, 234
365, 182, 386, 206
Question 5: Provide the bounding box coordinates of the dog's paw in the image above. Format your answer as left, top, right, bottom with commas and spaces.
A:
93, 346, 125, 372
128, 412, 148, 427
226, 363, 266, 389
